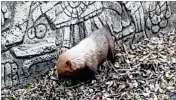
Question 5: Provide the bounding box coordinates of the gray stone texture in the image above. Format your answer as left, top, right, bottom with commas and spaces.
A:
11, 42, 56, 58
1, 1, 176, 90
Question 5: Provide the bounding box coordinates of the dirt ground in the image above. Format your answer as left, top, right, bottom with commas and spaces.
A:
1, 29, 176, 100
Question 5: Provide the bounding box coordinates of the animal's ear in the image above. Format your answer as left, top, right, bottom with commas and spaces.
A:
66, 60, 71, 67
66, 60, 76, 71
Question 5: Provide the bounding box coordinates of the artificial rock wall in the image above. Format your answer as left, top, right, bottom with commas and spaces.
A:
1, 1, 176, 89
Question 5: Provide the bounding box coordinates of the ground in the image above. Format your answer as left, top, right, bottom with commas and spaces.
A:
1, 30, 176, 100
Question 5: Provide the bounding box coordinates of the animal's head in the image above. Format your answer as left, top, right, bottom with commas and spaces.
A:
55, 55, 76, 78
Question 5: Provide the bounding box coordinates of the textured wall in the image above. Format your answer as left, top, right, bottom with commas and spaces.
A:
1, 1, 175, 89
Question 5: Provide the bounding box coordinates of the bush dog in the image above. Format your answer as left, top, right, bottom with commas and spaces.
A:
55, 26, 115, 80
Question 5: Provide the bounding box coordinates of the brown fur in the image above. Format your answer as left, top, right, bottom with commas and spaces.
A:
56, 26, 115, 78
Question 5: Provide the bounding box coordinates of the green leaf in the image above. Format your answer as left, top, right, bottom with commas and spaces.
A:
27, 84, 32, 93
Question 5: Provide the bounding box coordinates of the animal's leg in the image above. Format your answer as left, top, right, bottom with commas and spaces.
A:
108, 40, 116, 64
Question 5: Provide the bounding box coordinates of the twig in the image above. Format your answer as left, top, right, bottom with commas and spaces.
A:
106, 61, 118, 73
106, 93, 121, 98
133, 52, 153, 68
65, 81, 85, 89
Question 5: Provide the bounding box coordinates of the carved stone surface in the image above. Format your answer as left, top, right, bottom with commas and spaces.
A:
11, 42, 56, 58
1, 1, 176, 90
1, 65, 5, 89
1, 1, 16, 32
1, 26, 24, 52
22, 52, 57, 76
1, 59, 20, 89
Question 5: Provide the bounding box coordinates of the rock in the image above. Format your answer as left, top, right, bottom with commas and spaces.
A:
22, 52, 57, 75
121, 8, 131, 27
27, 27, 35, 39
28, 64, 36, 75
155, 4, 161, 16
11, 63, 18, 75
90, 18, 98, 31
146, 17, 152, 29
152, 25, 160, 33
35, 24, 47, 39
165, 7, 171, 18
4, 10, 10, 19
12, 75, 19, 86
5, 63, 12, 87
104, 1, 122, 14
115, 32, 122, 39
11, 42, 56, 58
13, 2, 30, 25
55, 29, 63, 47
1, 11, 4, 25
78, 22, 86, 40
94, 17, 103, 29
149, 2, 157, 12
55, 1, 103, 28
62, 27, 71, 47
122, 23, 135, 37
11, 63, 20, 86
151, 15, 161, 25
125, 2, 141, 14
84, 19, 92, 36
32, 6, 42, 22
1, 65, 5, 89
159, 18, 168, 28
110, 12, 122, 33
1, 5, 7, 12
160, 2, 167, 13
128, 3, 145, 32
4, 26, 24, 46
72, 25, 80, 45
